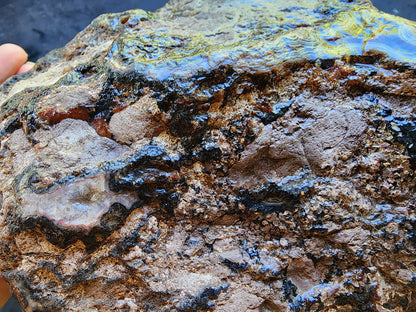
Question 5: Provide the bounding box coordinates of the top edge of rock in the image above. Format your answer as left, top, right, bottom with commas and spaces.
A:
156, 0, 416, 69
2, 0, 416, 89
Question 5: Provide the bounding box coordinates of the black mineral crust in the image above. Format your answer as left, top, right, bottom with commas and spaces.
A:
1, 0, 416, 311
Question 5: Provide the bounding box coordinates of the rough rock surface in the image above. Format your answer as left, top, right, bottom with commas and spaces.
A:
1, 0, 416, 311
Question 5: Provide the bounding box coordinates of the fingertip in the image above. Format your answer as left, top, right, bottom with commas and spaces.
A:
0, 43, 28, 62
0, 43, 29, 84
17, 61, 35, 74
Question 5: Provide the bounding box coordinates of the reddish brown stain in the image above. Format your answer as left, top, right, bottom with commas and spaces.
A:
92, 115, 112, 138
37, 106, 90, 125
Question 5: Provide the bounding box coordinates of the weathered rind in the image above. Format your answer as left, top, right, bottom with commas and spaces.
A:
1, 0, 416, 311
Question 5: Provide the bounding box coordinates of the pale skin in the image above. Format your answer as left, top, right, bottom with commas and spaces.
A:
0, 43, 34, 84
0, 43, 34, 308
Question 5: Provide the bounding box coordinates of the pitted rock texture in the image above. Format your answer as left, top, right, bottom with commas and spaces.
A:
1, 0, 416, 311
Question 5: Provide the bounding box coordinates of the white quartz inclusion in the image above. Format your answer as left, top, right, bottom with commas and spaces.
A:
21, 173, 137, 228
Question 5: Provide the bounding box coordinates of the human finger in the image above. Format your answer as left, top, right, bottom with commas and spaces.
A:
17, 61, 35, 74
0, 43, 28, 84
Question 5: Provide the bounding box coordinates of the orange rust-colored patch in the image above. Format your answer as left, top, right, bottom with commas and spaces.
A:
0, 276, 10, 309
92, 116, 112, 138
327, 65, 355, 82
37, 106, 90, 125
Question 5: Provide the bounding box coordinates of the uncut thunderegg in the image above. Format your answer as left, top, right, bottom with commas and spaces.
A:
1, 0, 416, 311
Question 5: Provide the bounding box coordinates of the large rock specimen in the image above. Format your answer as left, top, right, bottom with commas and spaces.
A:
1, 0, 416, 310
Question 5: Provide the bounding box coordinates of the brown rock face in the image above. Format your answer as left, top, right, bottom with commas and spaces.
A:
1, 0, 416, 311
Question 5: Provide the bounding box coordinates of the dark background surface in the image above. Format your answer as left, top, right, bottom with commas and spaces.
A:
0, 0, 415, 311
